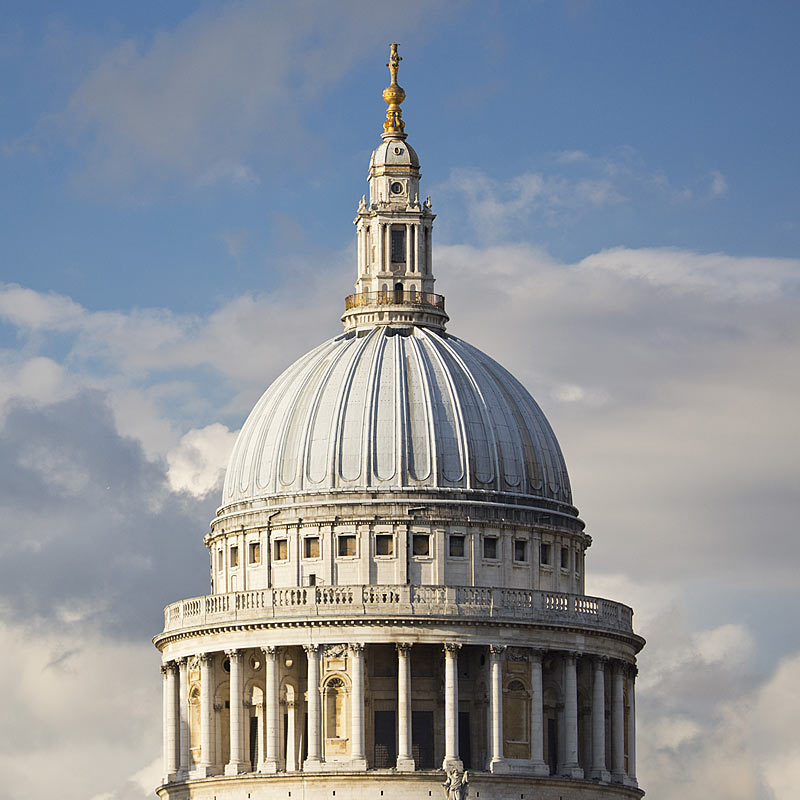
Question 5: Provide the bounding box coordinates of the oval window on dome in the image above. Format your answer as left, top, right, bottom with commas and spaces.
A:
390, 181, 404, 194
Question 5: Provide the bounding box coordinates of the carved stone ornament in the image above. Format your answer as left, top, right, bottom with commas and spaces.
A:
488, 644, 507, 657
443, 642, 462, 654
396, 642, 412, 654
324, 643, 348, 659
506, 647, 529, 662
349, 642, 365, 655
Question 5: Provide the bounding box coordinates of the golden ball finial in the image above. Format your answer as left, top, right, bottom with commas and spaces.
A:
382, 43, 406, 138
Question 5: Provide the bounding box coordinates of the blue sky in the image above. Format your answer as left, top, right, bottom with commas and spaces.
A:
0, 3, 798, 800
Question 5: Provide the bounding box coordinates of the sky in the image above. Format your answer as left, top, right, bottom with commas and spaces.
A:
0, 1, 798, 798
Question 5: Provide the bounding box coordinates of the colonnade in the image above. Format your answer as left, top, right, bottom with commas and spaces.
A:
161, 644, 637, 786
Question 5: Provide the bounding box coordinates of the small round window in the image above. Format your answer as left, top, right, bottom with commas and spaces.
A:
390, 181, 404, 195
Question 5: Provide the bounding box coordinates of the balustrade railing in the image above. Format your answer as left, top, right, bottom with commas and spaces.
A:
344, 290, 445, 312
161, 585, 634, 635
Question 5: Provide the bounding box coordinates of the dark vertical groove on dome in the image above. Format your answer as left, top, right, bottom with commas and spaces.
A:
328, 333, 375, 489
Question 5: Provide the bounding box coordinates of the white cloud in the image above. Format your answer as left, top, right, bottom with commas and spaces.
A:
59, 0, 440, 190
709, 169, 729, 197
579, 246, 797, 300
167, 422, 238, 497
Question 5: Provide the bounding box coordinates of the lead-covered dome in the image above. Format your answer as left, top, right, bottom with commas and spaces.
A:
222, 325, 572, 510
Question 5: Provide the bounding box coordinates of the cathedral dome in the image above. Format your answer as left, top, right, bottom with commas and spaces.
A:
369, 137, 420, 171
222, 324, 573, 511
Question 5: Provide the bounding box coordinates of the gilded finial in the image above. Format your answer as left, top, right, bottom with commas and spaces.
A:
382, 43, 406, 139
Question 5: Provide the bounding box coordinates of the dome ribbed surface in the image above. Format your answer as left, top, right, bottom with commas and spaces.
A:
222, 326, 572, 507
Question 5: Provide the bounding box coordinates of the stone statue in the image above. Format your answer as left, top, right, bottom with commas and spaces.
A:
442, 768, 468, 800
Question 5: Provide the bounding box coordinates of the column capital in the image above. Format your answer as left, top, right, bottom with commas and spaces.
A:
160, 662, 174, 676
488, 644, 507, 657
176, 656, 189, 668
349, 642, 366, 655
564, 650, 583, 663
395, 642, 412, 654
443, 641, 462, 654
594, 655, 610, 669
262, 646, 279, 659
198, 652, 213, 666
303, 643, 320, 656
225, 649, 243, 662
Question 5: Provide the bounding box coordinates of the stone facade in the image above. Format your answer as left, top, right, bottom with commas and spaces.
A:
153, 45, 644, 800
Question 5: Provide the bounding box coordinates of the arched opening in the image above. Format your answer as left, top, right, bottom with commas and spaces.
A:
394, 282, 403, 304
214, 680, 231, 769
189, 684, 201, 768
503, 678, 531, 760
323, 675, 350, 760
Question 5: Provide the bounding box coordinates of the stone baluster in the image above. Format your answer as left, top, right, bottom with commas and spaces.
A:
162, 662, 179, 781
442, 642, 462, 771
611, 661, 626, 782
225, 650, 247, 775
591, 657, 610, 781
529, 649, 549, 775
177, 657, 190, 778
488, 645, 508, 772
396, 643, 414, 771
563, 652, 584, 778
260, 647, 279, 773
304, 644, 322, 771
197, 653, 214, 776
350, 643, 367, 769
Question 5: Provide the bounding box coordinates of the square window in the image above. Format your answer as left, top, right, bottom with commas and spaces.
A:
561, 546, 569, 569
412, 533, 430, 556
483, 536, 498, 560
514, 539, 528, 562
229, 545, 239, 568
274, 539, 288, 561
375, 534, 394, 556
449, 535, 465, 558
304, 536, 320, 559
248, 541, 260, 564
338, 535, 357, 557
540, 543, 551, 566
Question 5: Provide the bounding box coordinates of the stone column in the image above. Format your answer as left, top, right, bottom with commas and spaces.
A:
177, 657, 190, 778
384, 224, 392, 271
396, 643, 414, 771
196, 653, 214, 777
162, 662, 179, 781
611, 662, 626, 782
350, 643, 367, 769
529, 650, 549, 775
285, 697, 297, 772
225, 650, 247, 775
488, 645, 508, 772
259, 647, 279, 773
405, 223, 413, 272
563, 653, 584, 778
442, 642, 463, 771
591, 658, 610, 781
626, 667, 638, 787
304, 644, 322, 771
